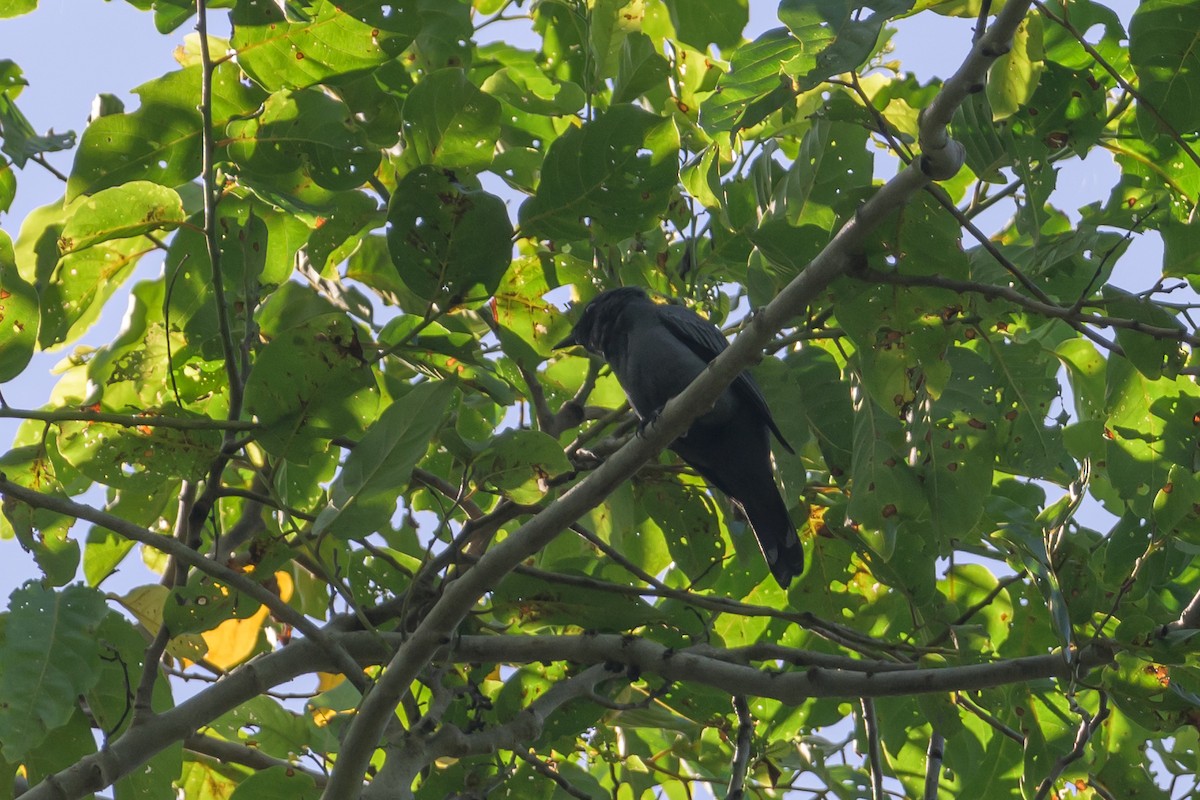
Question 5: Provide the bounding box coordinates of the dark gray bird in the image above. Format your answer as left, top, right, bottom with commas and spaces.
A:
554, 287, 804, 588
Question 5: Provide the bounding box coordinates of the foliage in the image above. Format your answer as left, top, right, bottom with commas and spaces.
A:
0, 0, 1198, 798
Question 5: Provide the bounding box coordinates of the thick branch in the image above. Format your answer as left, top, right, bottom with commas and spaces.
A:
917, 0, 1031, 179
19, 628, 1116, 800
446, 634, 1113, 704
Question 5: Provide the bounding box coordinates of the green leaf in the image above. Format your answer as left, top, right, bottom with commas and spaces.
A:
0, 94, 74, 167
163, 571, 262, 637
665, 0, 747, 50
1104, 357, 1200, 518
68, 63, 263, 200
2, 493, 78, 587
0, 158, 14, 213
637, 476, 724, 587
922, 348, 998, 539
1130, 0, 1200, 134
479, 47, 586, 115
985, 14, 1044, 119
58, 181, 184, 254
385, 166, 514, 305
518, 104, 679, 240
243, 302, 379, 462
471, 429, 572, 504
231, 0, 418, 92
0, 0, 37, 18
86, 614, 181, 799
228, 88, 381, 194
778, 0, 906, 90
55, 412, 222, 492
847, 384, 927, 538
39, 229, 153, 348
1101, 285, 1187, 379
699, 28, 795, 135
0, 583, 108, 761
589, 0, 644, 82
313, 380, 455, 537
229, 767, 320, 800
401, 68, 501, 171
0, 230, 37, 382
307, 190, 384, 273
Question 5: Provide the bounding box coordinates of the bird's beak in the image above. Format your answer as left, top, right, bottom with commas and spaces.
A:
552, 330, 579, 350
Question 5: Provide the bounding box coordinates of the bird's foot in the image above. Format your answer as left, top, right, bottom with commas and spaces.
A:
636, 407, 665, 438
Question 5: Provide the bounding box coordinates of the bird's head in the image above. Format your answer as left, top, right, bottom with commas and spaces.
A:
553, 286, 652, 358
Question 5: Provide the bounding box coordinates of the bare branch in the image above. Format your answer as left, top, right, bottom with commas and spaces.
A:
0, 406, 257, 431
923, 732, 945, 800
725, 696, 753, 800
861, 698, 885, 800
444, 634, 1114, 701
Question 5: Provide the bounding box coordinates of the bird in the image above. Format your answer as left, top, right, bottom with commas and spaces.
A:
554, 286, 804, 588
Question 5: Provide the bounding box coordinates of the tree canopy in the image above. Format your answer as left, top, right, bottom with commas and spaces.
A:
1, 0, 1199, 798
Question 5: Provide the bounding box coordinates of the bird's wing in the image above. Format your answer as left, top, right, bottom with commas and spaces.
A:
657, 303, 794, 454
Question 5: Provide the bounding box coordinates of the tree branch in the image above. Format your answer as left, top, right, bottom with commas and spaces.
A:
1032, 693, 1109, 800
18, 627, 1116, 800
0, 406, 256, 431
185, 734, 329, 787
857, 268, 1195, 347
923, 732, 945, 800
861, 698, 885, 800
0, 476, 369, 694
725, 696, 753, 800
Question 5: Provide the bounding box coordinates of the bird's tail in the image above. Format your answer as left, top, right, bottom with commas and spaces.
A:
738, 492, 804, 589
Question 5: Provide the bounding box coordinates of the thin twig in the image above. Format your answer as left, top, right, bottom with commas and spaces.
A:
514, 750, 592, 800
860, 268, 1192, 348
1032, 693, 1109, 800
0, 406, 256, 431
185, 734, 329, 787
954, 694, 1024, 744
197, 0, 241, 408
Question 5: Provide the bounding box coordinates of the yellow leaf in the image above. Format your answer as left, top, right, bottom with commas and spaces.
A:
201, 605, 268, 670
200, 571, 295, 670
317, 672, 346, 693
